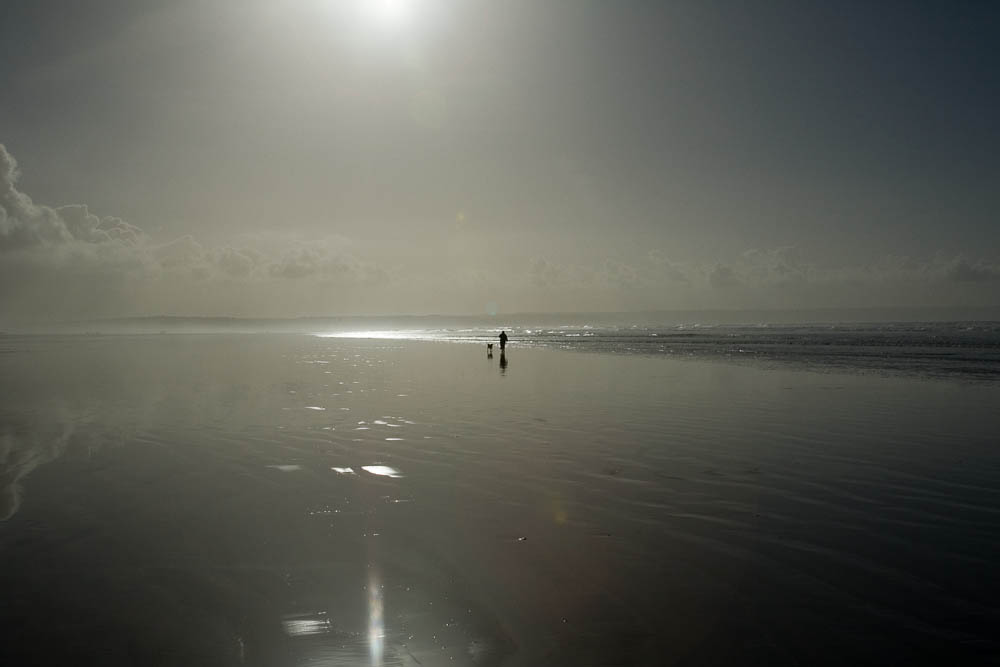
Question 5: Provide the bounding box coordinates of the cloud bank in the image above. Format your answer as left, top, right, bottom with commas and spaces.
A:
1, 142, 998, 325
1, 143, 392, 324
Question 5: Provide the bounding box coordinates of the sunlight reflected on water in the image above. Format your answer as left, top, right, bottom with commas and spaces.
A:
368, 570, 384, 666
362, 465, 403, 478
315, 330, 428, 340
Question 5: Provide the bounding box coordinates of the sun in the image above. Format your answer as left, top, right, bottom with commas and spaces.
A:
368, 0, 413, 25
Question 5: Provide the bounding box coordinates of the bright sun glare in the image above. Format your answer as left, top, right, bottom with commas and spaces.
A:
368, 0, 412, 25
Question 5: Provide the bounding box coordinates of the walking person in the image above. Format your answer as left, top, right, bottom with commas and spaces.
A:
499, 330, 508, 351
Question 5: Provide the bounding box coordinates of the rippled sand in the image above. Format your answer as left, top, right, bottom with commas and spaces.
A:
1, 334, 998, 665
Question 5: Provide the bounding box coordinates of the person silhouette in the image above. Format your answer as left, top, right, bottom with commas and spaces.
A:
499, 330, 508, 351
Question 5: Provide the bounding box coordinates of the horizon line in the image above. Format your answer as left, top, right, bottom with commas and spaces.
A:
5, 304, 997, 331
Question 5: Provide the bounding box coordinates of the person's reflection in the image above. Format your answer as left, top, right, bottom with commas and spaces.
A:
499, 350, 508, 374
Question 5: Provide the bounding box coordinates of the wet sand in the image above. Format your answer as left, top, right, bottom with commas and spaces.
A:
1, 334, 998, 665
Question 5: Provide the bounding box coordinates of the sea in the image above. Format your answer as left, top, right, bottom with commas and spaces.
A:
316, 319, 1000, 383
1, 315, 998, 665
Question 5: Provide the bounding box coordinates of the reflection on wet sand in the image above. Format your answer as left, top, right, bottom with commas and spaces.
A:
0, 426, 70, 520
0, 412, 101, 520
282, 612, 332, 637
1, 335, 998, 665
362, 465, 403, 478
367, 569, 384, 666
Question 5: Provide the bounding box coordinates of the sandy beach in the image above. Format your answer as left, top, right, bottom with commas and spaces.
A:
1, 333, 998, 665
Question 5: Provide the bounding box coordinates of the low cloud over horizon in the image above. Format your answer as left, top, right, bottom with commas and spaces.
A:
2, 141, 998, 327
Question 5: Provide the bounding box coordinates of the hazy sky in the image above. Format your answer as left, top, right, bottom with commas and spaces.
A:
2, 0, 999, 323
